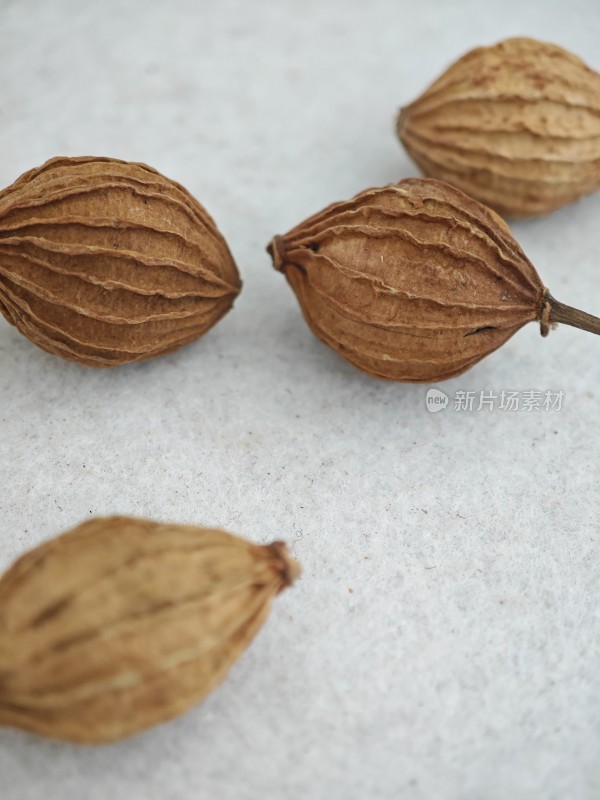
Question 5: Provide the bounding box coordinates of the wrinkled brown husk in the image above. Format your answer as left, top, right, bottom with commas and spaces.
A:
269, 178, 544, 381
0, 157, 241, 366
0, 516, 299, 743
398, 38, 600, 217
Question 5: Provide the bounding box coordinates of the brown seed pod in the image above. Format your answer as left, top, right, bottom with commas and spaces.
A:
397, 37, 600, 217
268, 178, 600, 382
0, 516, 300, 744
0, 156, 241, 366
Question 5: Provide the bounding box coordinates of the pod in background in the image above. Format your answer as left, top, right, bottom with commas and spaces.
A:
0, 157, 241, 366
397, 38, 600, 218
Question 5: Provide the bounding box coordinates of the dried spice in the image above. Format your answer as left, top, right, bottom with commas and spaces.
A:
268, 178, 600, 382
0, 157, 241, 366
0, 516, 300, 743
397, 38, 600, 217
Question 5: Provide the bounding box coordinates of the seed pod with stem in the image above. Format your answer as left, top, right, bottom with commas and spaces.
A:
268, 178, 600, 382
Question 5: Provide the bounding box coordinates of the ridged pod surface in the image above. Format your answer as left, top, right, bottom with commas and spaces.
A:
0, 157, 241, 366
397, 38, 600, 217
268, 178, 548, 382
0, 516, 299, 743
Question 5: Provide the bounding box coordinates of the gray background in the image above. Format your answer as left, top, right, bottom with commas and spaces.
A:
0, 1, 598, 798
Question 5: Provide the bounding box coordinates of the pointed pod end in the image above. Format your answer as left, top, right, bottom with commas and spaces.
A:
266, 235, 287, 273
397, 106, 407, 132
266, 540, 302, 590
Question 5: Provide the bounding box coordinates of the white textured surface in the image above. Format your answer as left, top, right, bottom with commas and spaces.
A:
0, 1, 599, 798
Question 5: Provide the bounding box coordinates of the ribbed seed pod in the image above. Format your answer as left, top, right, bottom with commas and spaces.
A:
268, 178, 600, 382
397, 38, 600, 217
0, 157, 241, 366
0, 516, 300, 743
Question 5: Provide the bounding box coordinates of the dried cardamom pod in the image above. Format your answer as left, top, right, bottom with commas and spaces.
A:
0, 156, 241, 366
0, 516, 299, 743
268, 178, 600, 382
397, 37, 600, 217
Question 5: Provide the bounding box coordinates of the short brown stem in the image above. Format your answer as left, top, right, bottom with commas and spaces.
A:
547, 294, 600, 336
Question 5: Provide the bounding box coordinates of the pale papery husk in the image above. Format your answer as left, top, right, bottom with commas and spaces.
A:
397, 37, 600, 218
0, 516, 300, 744
0, 157, 241, 366
268, 178, 600, 382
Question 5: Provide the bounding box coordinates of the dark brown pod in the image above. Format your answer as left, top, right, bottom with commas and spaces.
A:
268, 178, 600, 382
0, 156, 241, 367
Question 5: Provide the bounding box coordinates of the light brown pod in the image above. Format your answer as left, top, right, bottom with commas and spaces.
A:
0, 516, 300, 743
397, 37, 600, 217
0, 157, 241, 366
268, 178, 600, 382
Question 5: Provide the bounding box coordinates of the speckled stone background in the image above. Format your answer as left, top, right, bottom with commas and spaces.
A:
0, 1, 599, 798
